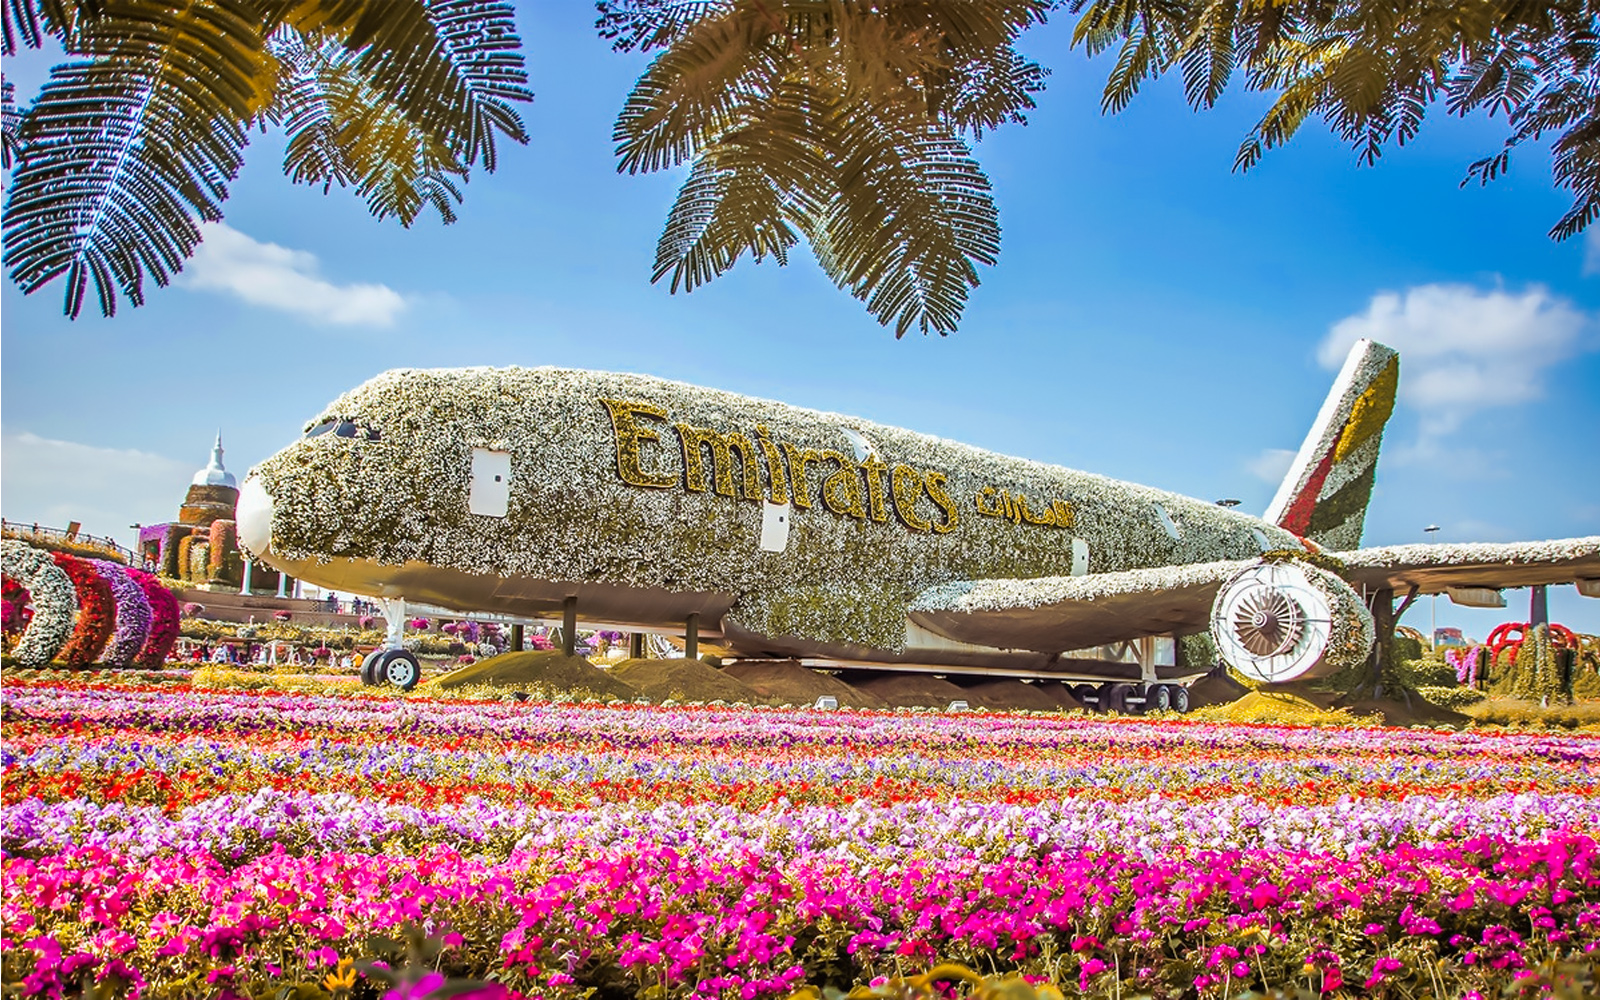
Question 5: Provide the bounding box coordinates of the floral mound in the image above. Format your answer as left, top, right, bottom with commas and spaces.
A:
4, 680, 1600, 999
720, 660, 886, 708
432, 650, 638, 700
609, 657, 764, 704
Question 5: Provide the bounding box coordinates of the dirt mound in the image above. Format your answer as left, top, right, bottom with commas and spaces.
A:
956, 679, 1069, 712
1185, 670, 1251, 708
721, 660, 886, 709
850, 673, 971, 710
1032, 682, 1086, 711
1338, 692, 1470, 728
609, 658, 763, 704
431, 651, 638, 700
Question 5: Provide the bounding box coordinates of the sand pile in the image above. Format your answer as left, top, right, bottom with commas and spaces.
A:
1338, 692, 1469, 728
850, 673, 971, 710
431, 651, 638, 700
721, 660, 886, 709
1033, 682, 1086, 711
1185, 670, 1251, 708
609, 658, 763, 704
956, 679, 1068, 712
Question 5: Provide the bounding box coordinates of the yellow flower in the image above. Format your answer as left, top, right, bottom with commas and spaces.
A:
325, 958, 358, 993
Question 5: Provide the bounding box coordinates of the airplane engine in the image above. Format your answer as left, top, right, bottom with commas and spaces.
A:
1209, 560, 1374, 684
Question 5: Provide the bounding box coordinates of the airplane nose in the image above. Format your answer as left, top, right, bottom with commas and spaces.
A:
236, 477, 275, 558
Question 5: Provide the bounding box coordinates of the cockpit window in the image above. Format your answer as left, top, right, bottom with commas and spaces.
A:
304, 418, 381, 441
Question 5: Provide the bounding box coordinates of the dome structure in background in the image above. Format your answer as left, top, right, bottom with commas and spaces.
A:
192, 432, 238, 490
179, 433, 240, 527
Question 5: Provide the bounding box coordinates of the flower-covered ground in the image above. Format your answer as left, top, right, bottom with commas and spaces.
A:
4, 678, 1600, 999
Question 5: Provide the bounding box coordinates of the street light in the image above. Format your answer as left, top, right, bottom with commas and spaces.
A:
1424, 524, 1441, 645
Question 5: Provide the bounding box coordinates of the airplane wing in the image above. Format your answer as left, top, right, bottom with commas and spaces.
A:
907, 559, 1254, 654
1334, 536, 1600, 594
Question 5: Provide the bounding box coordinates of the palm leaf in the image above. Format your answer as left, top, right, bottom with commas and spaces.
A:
616, 0, 1038, 335
269, 34, 465, 225
271, 0, 530, 173
2, 77, 19, 168
2, 0, 272, 317
812, 105, 998, 337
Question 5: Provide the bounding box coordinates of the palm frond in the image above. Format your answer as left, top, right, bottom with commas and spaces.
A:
3, 0, 83, 54
617, 0, 1040, 334
1, 0, 271, 317
273, 0, 531, 173
268, 33, 467, 226
813, 107, 999, 337
596, 0, 727, 53
1, 76, 19, 168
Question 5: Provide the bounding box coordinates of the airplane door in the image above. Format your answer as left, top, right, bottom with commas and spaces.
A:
468, 448, 512, 517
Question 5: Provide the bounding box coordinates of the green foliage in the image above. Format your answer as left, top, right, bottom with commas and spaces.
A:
604, 1, 1049, 337
1395, 653, 1457, 689
1392, 632, 1423, 663
1417, 684, 1486, 711
1064, 0, 1599, 244
1176, 631, 1217, 670
3, 0, 533, 318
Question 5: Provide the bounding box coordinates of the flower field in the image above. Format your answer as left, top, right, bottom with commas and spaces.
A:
5, 679, 1600, 999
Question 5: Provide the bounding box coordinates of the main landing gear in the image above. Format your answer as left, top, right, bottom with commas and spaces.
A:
1072, 682, 1190, 715
362, 649, 422, 691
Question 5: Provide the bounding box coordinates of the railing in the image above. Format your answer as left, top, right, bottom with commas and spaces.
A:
1, 519, 135, 564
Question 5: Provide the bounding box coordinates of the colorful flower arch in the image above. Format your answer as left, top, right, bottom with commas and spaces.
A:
127, 568, 180, 667
51, 553, 116, 667
91, 560, 152, 666
1, 540, 77, 666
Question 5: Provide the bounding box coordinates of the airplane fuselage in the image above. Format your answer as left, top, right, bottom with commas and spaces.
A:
239, 367, 1303, 667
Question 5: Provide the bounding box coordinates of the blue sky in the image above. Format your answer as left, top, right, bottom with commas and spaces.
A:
3, 6, 1597, 638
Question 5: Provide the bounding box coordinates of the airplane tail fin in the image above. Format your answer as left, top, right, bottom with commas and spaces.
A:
1264, 339, 1399, 551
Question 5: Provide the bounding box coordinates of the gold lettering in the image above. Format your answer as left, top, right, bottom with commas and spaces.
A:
676, 424, 760, 499
754, 425, 788, 505
1053, 500, 1075, 528
891, 464, 931, 532
860, 454, 889, 523
782, 442, 825, 510
601, 398, 676, 488
820, 451, 866, 519
975, 486, 1004, 517
924, 471, 959, 534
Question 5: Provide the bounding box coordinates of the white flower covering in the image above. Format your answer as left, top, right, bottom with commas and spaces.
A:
1340, 537, 1600, 568
249, 367, 1306, 653
2, 540, 77, 666
911, 559, 1254, 613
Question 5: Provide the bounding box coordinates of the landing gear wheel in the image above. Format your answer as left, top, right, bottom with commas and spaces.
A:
1169, 685, 1190, 713
362, 650, 391, 686
1072, 683, 1098, 708
1146, 683, 1173, 713
383, 650, 422, 691
1103, 682, 1135, 714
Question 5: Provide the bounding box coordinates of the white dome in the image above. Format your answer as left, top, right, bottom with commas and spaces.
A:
193, 433, 238, 489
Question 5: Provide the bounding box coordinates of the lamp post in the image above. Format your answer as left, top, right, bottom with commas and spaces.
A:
1424, 524, 1441, 646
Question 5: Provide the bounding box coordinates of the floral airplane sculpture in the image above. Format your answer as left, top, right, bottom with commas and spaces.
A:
236, 341, 1599, 695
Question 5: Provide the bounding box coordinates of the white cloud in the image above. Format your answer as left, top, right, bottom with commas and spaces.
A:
1586, 228, 1600, 277
1, 432, 196, 543
180, 222, 407, 326
1246, 447, 1296, 484
1319, 283, 1588, 438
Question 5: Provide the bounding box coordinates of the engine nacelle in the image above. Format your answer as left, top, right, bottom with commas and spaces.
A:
1209, 560, 1375, 684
